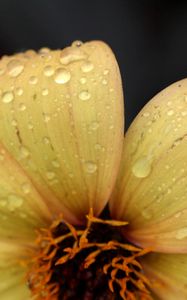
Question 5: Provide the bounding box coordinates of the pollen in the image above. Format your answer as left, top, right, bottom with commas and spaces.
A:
26, 209, 153, 300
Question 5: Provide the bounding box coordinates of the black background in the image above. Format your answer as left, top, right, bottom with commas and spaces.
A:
0, 0, 187, 127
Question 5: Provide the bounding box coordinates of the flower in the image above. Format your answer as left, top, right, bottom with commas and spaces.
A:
0, 40, 187, 300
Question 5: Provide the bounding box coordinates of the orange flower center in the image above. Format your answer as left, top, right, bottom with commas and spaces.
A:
26, 210, 153, 300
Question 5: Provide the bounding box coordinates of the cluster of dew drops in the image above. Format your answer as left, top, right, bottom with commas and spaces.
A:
0, 40, 116, 218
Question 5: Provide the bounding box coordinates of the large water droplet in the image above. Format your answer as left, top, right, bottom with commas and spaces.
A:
132, 156, 151, 178
54, 68, 71, 84
7, 59, 24, 77
84, 161, 97, 174
81, 61, 94, 73
60, 47, 87, 65
167, 110, 174, 116
79, 77, 87, 84
79, 90, 91, 101
175, 227, 187, 240
2, 91, 14, 103
19, 103, 26, 111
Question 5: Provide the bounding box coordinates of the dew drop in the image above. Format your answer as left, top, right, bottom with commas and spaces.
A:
81, 61, 94, 73
84, 161, 97, 174
19, 103, 26, 111
79, 90, 91, 101
43, 65, 54, 77
46, 171, 56, 180
2, 91, 14, 103
11, 119, 18, 127
15, 87, 23, 96
60, 47, 87, 65
43, 114, 51, 123
103, 69, 109, 75
54, 68, 71, 84
52, 160, 60, 168
7, 59, 24, 77
21, 182, 30, 194
29, 76, 38, 85
89, 121, 99, 131
71, 40, 83, 47
20, 146, 30, 158
132, 156, 151, 178
167, 110, 174, 116
143, 112, 150, 117
79, 77, 87, 84
8, 194, 24, 211
141, 209, 152, 220
42, 88, 49, 96
43, 136, 50, 144
175, 227, 187, 240
102, 79, 108, 85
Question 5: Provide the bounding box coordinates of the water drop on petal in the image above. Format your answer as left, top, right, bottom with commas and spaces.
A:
132, 156, 151, 178
54, 68, 71, 84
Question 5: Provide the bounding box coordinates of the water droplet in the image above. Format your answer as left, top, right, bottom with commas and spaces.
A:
15, 87, 23, 96
19, 103, 26, 111
175, 227, 187, 240
81, 61, 94, 73
143, 112, 150, 117
28, 122, 34, 130
46, 171, 55, 180
2, 91, 14, 103
102, 79, 108, 85
43, 65, 54, 77
29, 76, 38, 85
84, 161, 97, 174
54, 68, 71, 84
167, 110, 174, 116
79, 77, 87, 84
60, 47, 87, 65
43, 136, 50, 144
21, 182, 30, 194
89, 121, 99, 131
52, 160, 60, 168
71, 40, 83, 47
42, 88, 49, 96
103, 69, 109, 75
20, 146, 30, 158
79, 90, 91, 101
7, 194, 24, 211
7, 59, 24, 77
11, 119, 18, 126
43, 114, 51, 123
132, 156, 151, 178
141, 209, 152, 220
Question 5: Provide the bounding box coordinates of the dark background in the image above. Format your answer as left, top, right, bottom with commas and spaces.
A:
0, 0, 187, 127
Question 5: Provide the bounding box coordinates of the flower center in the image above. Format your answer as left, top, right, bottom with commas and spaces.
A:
26, 209, 153, 300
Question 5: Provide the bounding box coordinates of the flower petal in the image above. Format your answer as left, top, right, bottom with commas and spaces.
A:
0, 143, 51, 244
110, 79, 187, 252
141, 253, 187, 300
0, 41, 124, 224
0, 241, 30, 300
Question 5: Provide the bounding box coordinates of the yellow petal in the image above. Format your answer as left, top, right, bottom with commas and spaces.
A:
110, 79, 187, 252
0, 241, 30, 300
141, 253, 187, 300
0, 41, 124, 224
0, 143, 51, 244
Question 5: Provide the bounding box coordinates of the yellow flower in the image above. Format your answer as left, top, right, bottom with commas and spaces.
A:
0, 40, 186, 300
